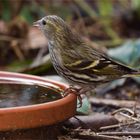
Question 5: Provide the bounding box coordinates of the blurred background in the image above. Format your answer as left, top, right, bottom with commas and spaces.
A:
1, 0, 140, 74
1, 0, 140, 98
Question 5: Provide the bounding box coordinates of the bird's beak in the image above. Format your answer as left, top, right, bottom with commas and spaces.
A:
33, 20, 41, 27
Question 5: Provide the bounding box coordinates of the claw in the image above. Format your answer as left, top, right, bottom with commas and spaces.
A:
77, 95, 82, 108
63, 85, 76, 97
63, 86, 83, 108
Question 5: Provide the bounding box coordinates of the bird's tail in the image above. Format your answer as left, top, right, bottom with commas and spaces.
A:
122, 72, 140, 78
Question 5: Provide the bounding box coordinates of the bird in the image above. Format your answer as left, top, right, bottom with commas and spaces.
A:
33, 15, 140, 104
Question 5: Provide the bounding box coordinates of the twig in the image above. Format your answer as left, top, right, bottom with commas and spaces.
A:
120, 112, 140, 122
31, 46, 48, 67
0, 35, 25, 60
0, 35, 24, 42
74, 0, 97, 18
98, 132, 140, 137
112, 108, 140, 122
71, 128, 122, 140
90, 97, 139, 109
11, 40, 25, 60
77, 134, 122, 140
71, 4, 89, 37
100, 121, 137, 130
112, 108, 135, 116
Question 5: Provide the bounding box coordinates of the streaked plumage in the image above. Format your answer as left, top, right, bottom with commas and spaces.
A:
34, 15, 140, 91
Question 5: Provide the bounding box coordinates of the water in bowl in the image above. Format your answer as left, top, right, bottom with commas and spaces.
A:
0, 78, 63, 108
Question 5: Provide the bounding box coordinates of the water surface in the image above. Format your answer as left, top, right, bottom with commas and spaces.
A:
0, 78, 63, 108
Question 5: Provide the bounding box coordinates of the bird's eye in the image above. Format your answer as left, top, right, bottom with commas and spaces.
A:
42, 20, 46, 25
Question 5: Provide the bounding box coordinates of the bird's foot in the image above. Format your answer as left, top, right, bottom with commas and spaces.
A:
63, 86, 83, 108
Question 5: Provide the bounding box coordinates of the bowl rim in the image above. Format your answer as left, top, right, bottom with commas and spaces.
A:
0, 71, 75, 111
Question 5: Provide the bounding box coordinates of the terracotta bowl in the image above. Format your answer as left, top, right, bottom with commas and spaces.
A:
0, 71, 77, 131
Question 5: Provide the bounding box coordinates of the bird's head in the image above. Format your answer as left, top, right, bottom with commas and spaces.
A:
33, 15, 69, 40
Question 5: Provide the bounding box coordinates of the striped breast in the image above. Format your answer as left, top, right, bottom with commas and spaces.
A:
48, 42, 105, 86
48, 42, 71, 80
49, 42, 93, 85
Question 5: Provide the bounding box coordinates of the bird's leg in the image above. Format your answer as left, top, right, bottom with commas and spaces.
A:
63, 85, 82, 108
63, 85, 83, 108
63, 85, 76, 96
76, 88, 90, 108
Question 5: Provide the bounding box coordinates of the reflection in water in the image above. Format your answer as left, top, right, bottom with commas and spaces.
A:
0, 80, 63, 108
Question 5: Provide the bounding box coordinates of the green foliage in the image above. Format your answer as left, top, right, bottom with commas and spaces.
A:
20, 6, 34, 24
108, 40, 140, 68
7, 60, 32, 72
1, 0, 11, 21
20, 3, 46, 24
74, 0, 97, 18
0, 1, 46, 23
108, 40, 140, 83
98, 0, 113, 17
132, 0, 140, 10
76, 97, 91, 115
131, 0, 140, 17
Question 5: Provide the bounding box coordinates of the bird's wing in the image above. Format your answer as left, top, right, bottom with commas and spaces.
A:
63, 44, 137, 83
